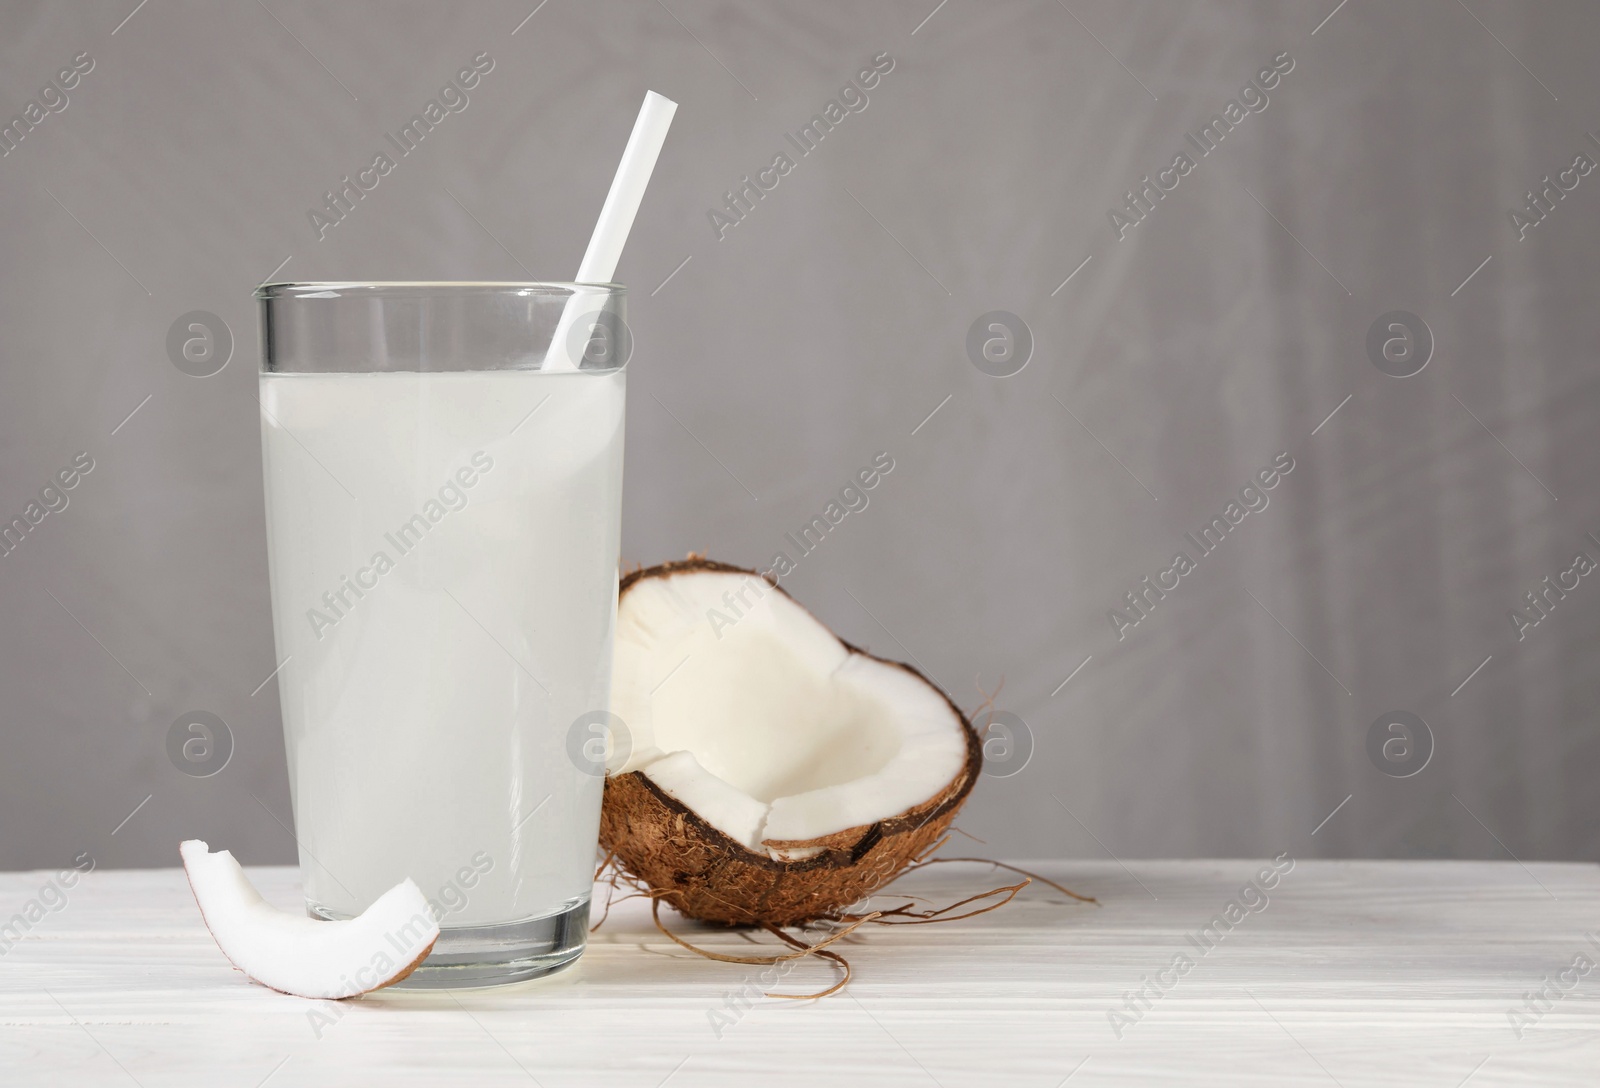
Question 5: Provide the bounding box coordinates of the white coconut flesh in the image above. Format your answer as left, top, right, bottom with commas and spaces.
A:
180, 840, 438, 999
609, 569, 969, 861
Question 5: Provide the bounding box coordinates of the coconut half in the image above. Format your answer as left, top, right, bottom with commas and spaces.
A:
180, 840, 438, 998
602, 558, 981, 926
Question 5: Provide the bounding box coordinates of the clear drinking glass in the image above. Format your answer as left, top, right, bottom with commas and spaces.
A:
255, 282, 628, 987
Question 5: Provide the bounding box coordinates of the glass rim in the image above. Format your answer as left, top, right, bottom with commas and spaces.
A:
255, 281, 626, 300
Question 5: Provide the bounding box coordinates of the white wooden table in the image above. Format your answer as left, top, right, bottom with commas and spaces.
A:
1, 859, 1596, 1086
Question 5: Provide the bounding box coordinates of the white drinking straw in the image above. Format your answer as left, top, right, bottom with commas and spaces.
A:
544, 90, 678, 371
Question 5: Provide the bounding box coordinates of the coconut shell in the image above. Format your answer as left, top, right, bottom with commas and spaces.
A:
600, 557, 983, 927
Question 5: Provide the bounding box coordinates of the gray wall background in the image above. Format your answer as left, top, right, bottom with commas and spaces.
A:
3, 0, 1597, 872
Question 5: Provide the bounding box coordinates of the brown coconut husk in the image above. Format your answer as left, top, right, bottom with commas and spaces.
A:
599, 558, 985, 928
593, 838, 1095, 999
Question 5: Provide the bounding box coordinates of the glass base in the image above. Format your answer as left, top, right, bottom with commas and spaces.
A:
309, 897, 590, 989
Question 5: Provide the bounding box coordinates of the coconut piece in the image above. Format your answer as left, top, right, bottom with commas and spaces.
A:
602, 558, 982, 926
180, 840, 438, 998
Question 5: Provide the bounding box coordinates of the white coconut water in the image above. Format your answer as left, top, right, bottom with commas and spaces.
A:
259, 368, 625, 928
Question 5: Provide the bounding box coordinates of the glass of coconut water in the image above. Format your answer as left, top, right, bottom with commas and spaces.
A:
255, 282, 628, 986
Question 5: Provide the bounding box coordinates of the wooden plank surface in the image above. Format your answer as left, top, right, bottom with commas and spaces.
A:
1, 859, 1596, 1086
